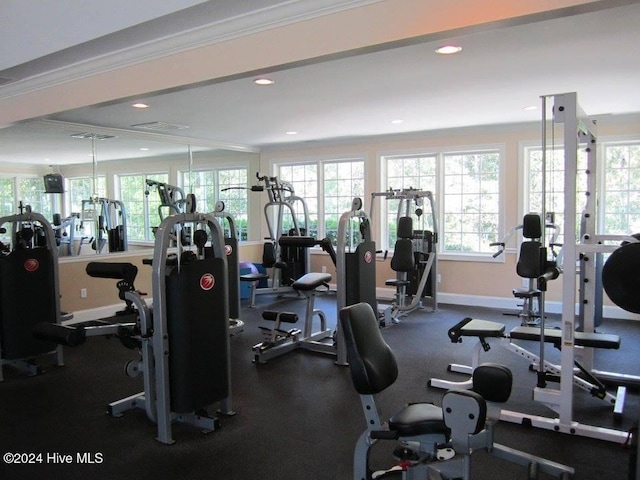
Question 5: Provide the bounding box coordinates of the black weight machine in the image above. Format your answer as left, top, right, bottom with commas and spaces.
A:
35, 212, 235, 444
80, 197, 128, 253
370, 188, 438, 324
253, 197, 377, 367
239, 173, 311, 307
0, 206, 65, 381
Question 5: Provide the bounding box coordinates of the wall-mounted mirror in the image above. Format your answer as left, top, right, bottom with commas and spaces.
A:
0, 120, 260, 260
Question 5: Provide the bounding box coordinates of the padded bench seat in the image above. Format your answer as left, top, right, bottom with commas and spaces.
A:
292, 272, 331, 291
448, 317, 505, 343
510, 326, 621, 350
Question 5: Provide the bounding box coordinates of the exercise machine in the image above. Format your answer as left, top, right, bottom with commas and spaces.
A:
239, 173, 311, 303
431, 93, 633, 444
80, 197, 128, 253
253, 197, 376, 366
491, 213, 561, 325
0, 207, 64, 381
144, 179, 193, 220
371, 188, 438, 323
51, 212, 81, 256
35, 211, 235, 444
144, 179, 198, 245
340, 302, 574, 479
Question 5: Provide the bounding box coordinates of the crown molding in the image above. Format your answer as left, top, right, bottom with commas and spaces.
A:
0, 0, 382, 101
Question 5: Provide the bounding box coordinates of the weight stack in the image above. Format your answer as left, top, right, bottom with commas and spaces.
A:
165, 257, 230, 413
0, 248, 57, 359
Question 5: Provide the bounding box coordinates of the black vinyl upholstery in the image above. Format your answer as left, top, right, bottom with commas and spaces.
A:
522, 213, 542, 239
390, 217, 414, 273
515, 241, 545, 279
339, 302, 398, 395
472, 363, 513, 403
339, 302, 448, 437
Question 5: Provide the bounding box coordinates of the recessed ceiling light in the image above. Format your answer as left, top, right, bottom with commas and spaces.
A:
435, 45, 462, 55
285, 131, 298, 135
391, 119, 404, 124
254, 78, 274, 85
140, 147, 149, 151
523, 105, 538, 111
132, 103, 149, 109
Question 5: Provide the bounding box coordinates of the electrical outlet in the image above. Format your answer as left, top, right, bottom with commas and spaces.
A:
322, 266, 327, 273
437, 274, 442, 284
80, 288, 87, 298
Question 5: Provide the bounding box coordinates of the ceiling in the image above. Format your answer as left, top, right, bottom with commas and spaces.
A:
1, 0, 640, 165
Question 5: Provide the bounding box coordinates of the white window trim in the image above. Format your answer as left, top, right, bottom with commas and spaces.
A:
380, 143, 505, 263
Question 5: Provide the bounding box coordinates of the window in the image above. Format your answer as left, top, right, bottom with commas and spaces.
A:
182, 168, 249, 240
382, 154, 437, 247
217, 169, 249, 240
602, 142, 640, 235
524, 146, 588, 245
118, 173, 168, 241
68, 176, 107, 215
323, 160, 364, 244
381, 149, 501, 256
442, 150, 500, 254
276, 159, 364, 244
18, 177, 53, 217
277, 163, 318, 237
523, 140, 640, 246
0, 178, 15, 218
183, 170, 216, 213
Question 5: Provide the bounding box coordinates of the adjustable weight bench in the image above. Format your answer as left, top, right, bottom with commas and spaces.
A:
252, 272, 333, 364
429, 317, 626, 416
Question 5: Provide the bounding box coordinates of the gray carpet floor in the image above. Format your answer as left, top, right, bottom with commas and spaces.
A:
0, 293, 638, 479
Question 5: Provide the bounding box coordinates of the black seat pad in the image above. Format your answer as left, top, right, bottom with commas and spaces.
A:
388, 403, 448, 437
292, 272, 331, 291
510, 326, 620, 349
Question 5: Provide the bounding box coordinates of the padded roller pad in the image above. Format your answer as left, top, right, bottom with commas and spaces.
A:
32, 322, 86, 347
86, 262, 137, 280
510, 326, 620, 349
262, 310, 298, 323
388, 403, 448, 437
292, 272, 332, 291
385, 279, 411, 287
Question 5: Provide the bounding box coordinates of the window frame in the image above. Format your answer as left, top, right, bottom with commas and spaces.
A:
116, 172, 169, 243
272, 155, 367, 245
521, 136, 640, 247
380, 144, 505, 262
179, 166, 250, 241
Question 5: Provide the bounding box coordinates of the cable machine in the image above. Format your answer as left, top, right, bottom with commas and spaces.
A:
370, 188, 438, 323
242, 173, 311, 300
0, 206, 64, 381
80, 198, 128, 253
34, 211, 235, 444
497, 92, 631, 443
